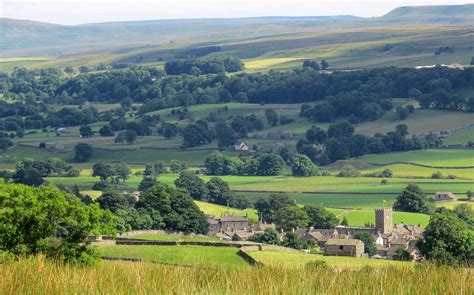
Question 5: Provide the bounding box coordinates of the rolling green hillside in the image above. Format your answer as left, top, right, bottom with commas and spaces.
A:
1, 4, 473, 70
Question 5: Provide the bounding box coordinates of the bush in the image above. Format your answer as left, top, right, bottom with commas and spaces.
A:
431, 171, 443, 179
337, 166, 361, 178
92, 182, 109, 191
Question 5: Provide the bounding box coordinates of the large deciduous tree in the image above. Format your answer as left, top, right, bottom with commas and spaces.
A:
174, 171, 208, 200
0, 183, 116, 265
417, 209, 473, 266
393, 184, 434, 214
74, 143, 93, 162
136, 183, 209, 234
303, 204, 338, 229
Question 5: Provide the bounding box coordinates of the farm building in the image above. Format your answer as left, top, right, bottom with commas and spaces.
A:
324, 239, 364, 257
42, 142, 65, 150
234, 142, 250, 151
435, 192, 458, 201
56, 127, 74, 133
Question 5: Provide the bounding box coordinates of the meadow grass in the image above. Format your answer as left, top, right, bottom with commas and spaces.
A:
98, 245, 248, 268
0, 257, 471, 294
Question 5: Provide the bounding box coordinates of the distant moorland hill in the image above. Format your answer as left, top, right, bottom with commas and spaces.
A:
0, 4, 473, 71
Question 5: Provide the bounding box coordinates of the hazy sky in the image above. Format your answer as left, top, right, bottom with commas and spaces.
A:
0, 0, 470, 25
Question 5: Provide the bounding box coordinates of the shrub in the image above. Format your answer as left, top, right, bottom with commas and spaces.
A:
431, 171, 443, 179
92, 182, 109, 191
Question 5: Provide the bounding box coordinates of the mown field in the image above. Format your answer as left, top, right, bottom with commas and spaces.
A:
99, 245, 247, 269
249, 250, 409, 269
1, 256, 471, 294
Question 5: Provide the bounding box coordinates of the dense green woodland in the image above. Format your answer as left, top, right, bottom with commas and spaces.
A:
0, 66, 472, 129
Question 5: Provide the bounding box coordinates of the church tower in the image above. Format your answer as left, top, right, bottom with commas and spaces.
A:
375, 207, 392, 234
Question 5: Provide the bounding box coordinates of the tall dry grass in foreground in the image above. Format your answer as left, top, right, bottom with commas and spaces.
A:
0, 257, 472, 295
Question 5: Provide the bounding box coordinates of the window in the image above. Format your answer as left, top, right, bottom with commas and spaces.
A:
340, 245, 343, 250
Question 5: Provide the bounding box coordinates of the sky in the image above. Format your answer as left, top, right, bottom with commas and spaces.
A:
0, 0, 470, 25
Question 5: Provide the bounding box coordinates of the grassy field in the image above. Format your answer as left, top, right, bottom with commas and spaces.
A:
339, 209, 430, 227
231, 175, 474, 194
364, 164, 474, 179
249, 250, 409, 269
355, 108, 474, 136
99, 245, 248, 268
1, 257, 470, 294
0, 57, 55, 72
358, 149, 474, 167
244, 57, 303, 71
195, 201, 259, 222
444, 126, 474, 145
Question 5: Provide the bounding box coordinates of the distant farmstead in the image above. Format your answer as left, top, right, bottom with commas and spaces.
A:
435, 192, 458, 201
234, 142, 250, 151
207, 213, 275, 240
40, 142, 65, 150
56, 127, 74, 134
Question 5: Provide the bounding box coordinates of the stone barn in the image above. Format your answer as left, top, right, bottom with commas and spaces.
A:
324, 239, 364, 257
435, 192, 458, 201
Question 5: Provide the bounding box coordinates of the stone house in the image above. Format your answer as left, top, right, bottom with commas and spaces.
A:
324, 239, 365, 257
435, 192, 458, 201
220, 213, 249, 231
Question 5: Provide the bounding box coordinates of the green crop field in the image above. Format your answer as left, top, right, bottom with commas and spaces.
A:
231, 175, 474, 193
99, 245, 248, 268
364, 164, 474, 179
339, 209, 430, 227
238, 191, 398, 209
249, 250, 410, 269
